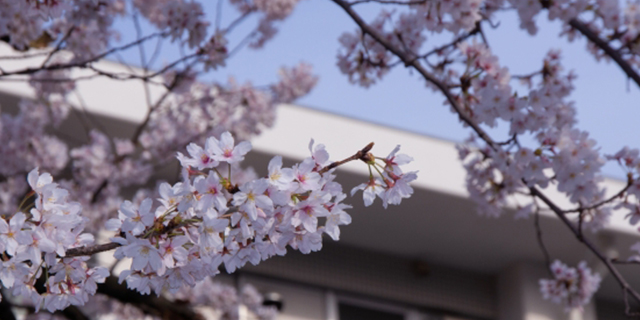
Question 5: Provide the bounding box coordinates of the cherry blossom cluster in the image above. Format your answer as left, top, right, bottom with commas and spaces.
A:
0, 0, 302, 63
413, 0, 483, 33
445, 47, 618, 238
138, 62, 317, 160
335, 0, 640, 88
85, 132, 412, 300
0, 168, 109, 312
507, 0, 640, 69
338, 11, 426, 87
454, 48, 592, 211
0, 1, 318, 317
0, 62, 316, 235
134, 1, 208, 49
539, 260, 601, 310
229, 0, 301, 49
0, 131, 415, 314
0, 99, 69, 178
606, 148, 640, 264
351, 145, 417, 208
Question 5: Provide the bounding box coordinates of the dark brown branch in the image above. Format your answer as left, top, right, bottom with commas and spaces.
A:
612, 258, 640, 265
91, 180, 109, 204
65, 242, 121, 258
530, 186, 640, 309
318, 142, 375, 174
129, 66, 189, 145
562, 175, 633, 213
420, 26, 480, 60
0, 32, 166, 77
0, 73, 103, 83
0, 50, 52, 60
83, 52, 199, 82
569, 19, 640, 89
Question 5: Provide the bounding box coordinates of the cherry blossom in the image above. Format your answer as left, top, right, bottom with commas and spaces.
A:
0, 130, 414, 315
209, 131, 253, 164
540, 260, 601, 310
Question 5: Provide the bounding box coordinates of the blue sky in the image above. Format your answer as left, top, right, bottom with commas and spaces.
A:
115, 1, 640, 179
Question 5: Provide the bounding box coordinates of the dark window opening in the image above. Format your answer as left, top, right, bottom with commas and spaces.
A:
339, 302, 405, 320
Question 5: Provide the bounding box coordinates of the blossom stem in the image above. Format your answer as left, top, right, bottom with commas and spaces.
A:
318, 142, 375, 174
17, 191, 35, 212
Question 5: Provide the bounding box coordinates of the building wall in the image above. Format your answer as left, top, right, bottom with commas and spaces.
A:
240, 243, 497, 319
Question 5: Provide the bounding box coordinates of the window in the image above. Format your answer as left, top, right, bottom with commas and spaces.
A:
328, 293, 439, 320
339, 302, 405, 320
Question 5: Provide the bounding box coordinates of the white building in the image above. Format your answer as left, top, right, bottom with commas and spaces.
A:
0, 47, 636, 320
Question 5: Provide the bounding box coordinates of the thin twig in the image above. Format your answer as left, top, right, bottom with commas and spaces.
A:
0, 73, 103, 83
0, 32, 166, 77
318, 142, 375, 174
612, 258, 640, 265
147, 35, 164, 69
128, 60, 199, 145
561, 177, 633, 213
421, 28, 480, 60
530, 186, 640, 308
534, 209, 552, 276
133, 13, 155, 119
227, 30, 259, 58
40, 26, 76, 67
0, 50, 53, 60
225, 10, 256, 34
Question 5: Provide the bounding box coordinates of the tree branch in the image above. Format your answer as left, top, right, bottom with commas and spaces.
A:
0, 32, 166, 77
533, 209, 552, 276
332, 0, 640, 310
530, 186, 640, 311
561, 175, 633, 213
569, 18, 640, 89
318, 142, 375, 174
65, 242, 121, 258
331, 0, 499, 151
